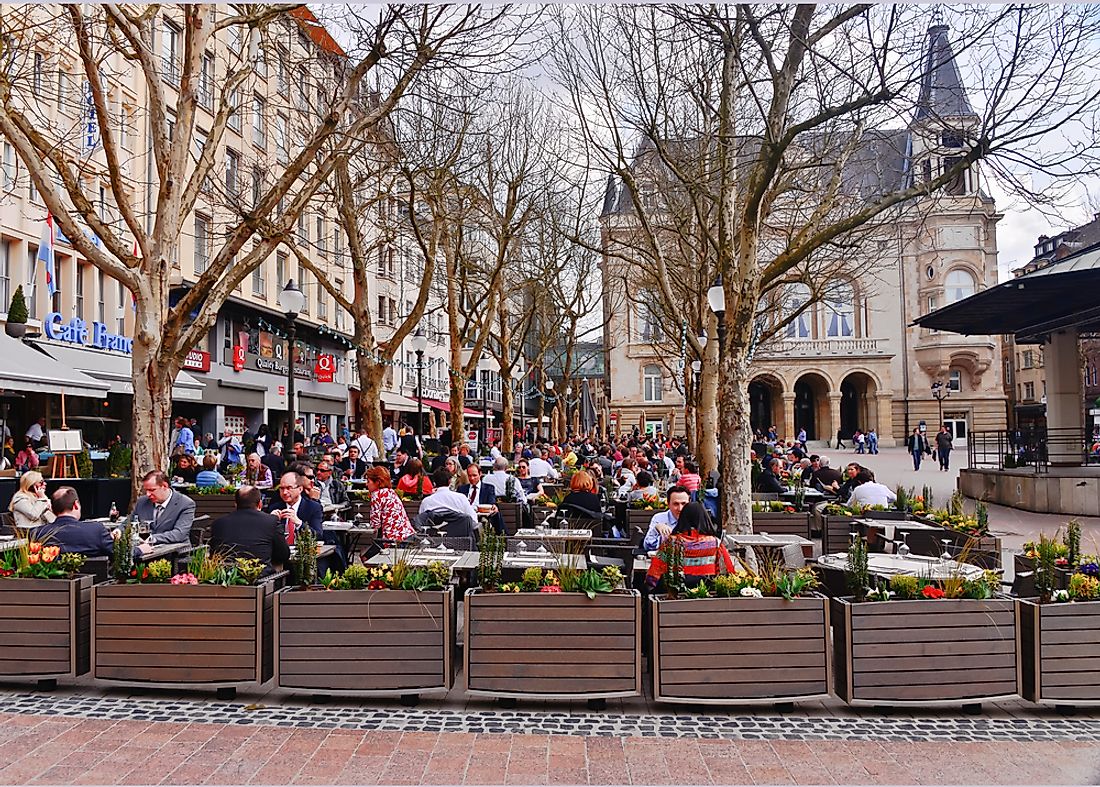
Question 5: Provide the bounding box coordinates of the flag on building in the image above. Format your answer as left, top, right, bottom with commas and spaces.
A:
38, 211, 56, 297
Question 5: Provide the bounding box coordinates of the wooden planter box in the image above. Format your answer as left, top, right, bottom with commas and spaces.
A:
0, 575, 92, 687
276, 587, 453, 697
1019, 598, 1100, 706
751, 512, 811, 539
651, 596, 829, 705
92, 578, 281, 696
832, 597, 1019, 707
464, 589, 641, 700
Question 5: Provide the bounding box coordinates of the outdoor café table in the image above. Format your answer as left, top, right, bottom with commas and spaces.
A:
724, 532, 815, 562
815, 551, 987, 582
366, 548, 479, 583
856, 517, 943, 555
322, 502, 351, 518
501, 550, 587, 572
779, 487, 827, 502
0, 537, 26, 552
513, 527, 593, 543
322, 521, 376, 558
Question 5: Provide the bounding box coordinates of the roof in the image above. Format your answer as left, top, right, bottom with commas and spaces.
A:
913, 242, 1100, 342
915, 24, 976, 122
290, 6, 345, 58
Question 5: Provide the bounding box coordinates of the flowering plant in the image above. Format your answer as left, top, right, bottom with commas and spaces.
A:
0, 538, 84, 580
629, 494, 667, 511
752, 501, 797, 513
170, 573, 198, 585
921, 585, 945, 599
320, 560, 450, 591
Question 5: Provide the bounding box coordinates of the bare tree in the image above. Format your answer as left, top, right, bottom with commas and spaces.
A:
0, 3, 521, 483
555, 3, 1100, 531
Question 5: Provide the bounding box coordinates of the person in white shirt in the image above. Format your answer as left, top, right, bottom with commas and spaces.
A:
528, 449, 559, 480
352, 432, 379, 463
418, 467, 479, 533
484, 457, 527, 504
382, 425, 399, 457
25, 417, 46, 447
845, 468, 898, 508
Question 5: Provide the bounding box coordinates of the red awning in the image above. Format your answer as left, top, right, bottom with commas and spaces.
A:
419, 398, 487, 419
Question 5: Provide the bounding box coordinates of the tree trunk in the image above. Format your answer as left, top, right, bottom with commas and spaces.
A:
717, 345, 754, 534
355, 352, 386, 452
449, 372, 467, 448
501, 373, 515, 454
129, 330, 176, 499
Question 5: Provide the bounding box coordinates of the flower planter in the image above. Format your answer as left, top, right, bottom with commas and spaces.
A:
1019, 598, 1100, 706
91, 576, 283, 696
832, 597, 1019, 707
750, 512, 812, 539
464, 589, 642, 700
651, 596, 829, 705
275, 587, 454, 697
0, 575, 92, 687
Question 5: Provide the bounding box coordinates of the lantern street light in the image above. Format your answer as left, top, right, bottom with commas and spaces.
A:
277, 279, 305, 446
411, 330, 429, 438
931, 380, 949, 431
706, 275, 727, 530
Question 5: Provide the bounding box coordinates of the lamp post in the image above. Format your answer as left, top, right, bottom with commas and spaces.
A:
515, 356, 527, 444
278, 280, 305, 447
931, 380, 949, 430
479, 356, 490, 449
411, 330, 429, 439
565, 385, 573, 438
707, 276, 727, 522
545, 378, 555, 441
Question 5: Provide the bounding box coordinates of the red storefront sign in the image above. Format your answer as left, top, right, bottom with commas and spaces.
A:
314, 354, 335, 383
232, 345, 246, 371
182, 349, 210, 373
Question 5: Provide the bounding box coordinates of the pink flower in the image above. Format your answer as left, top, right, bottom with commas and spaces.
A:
170, 573, 198, 585
540, 585, 562, 593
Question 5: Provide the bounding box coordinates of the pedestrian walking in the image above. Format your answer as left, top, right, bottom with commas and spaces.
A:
867, 428, 879, 455
854, 430, 865, 454
835, 429, 846, 450
935, 426, 954, 471
906, 428, 929, 471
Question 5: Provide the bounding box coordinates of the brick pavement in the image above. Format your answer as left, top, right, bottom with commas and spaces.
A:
1, 711, 1099, 785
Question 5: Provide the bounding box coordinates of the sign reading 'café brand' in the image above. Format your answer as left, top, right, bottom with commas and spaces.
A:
44, 312, 133, 354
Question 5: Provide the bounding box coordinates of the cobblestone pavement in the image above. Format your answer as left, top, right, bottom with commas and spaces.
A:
1, 691, 1099, 785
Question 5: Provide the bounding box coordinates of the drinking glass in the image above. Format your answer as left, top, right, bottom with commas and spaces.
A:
897, 532, 910, 558
940, 538, 953, 564
139, 521, 152, 540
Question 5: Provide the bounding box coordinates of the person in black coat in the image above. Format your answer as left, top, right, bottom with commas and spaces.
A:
36, 487, 116, 557
455, 464, 504, 533
266, 471, 325, 541
756, 458, 787, 494
209, 486, 289, 570
560, 470, 604, 517
261, 444, 286, 479
398, 431, 422, 460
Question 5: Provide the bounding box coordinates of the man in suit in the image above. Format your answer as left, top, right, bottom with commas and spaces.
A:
261, 442, 286, 478
36, 486, 116, 557
132, 470, 196, 547
209, 485, 289, 570
337, 445, 368, 480
756, 458, 787, 494
267, 471, 324, 542
456, 464, 503, 533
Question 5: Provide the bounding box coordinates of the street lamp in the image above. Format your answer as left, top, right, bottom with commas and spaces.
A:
544, 378, 555, 441
411, 329, 429, 439
479, 356, 491, 449
515, 356, 527, 443
931, 380, 949, 430
565, 385, 573, 437
278, 279, 305, 447
707, 275, 726, 529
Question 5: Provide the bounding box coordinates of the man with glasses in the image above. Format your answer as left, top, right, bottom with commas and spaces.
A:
267, 471, 324, 542
310, 461, 348, 508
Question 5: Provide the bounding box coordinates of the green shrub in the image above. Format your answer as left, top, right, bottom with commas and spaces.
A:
888, 574, 920, 600
7, 285, 27, 323
342, 563, 370, 590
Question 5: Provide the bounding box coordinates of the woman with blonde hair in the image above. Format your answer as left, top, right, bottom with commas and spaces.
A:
9, 471, 55, 529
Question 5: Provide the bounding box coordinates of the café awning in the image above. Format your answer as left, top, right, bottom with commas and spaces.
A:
0, 333, 110, 399
419, 397, 486, 418
33, 341, 206, 401
380, 391, 421, 413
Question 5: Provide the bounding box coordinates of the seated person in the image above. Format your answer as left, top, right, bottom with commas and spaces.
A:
756, 457, 787, 494
8, 471, 55, 529
395, 458, 434, 497
238, 453, 274, 489
484, 457, 527, 504
132, 471, 196, 546
643, 486, 690, 551
209, 485, 289, 571
419, 467, 478, 539
171, 454, 199, 484
195, 453, 231, 488
35, 486, 116, 557
267, 471, 324, 542
625, 470, 659, 502
813, 456, 844, 489
645, 502, 734, 590
515, 459, 543, 498
311, 461, 349, 508
677, 461, 702, 494
835, 463, 863, 501
15, 438, 40, 473
561, 470, 602, 517
456, 464, 503, 533
365, 466, 416, 542
845, 468, 897, 508
337, 445, 368, 480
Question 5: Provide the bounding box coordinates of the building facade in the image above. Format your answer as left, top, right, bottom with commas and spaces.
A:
600, 23, 1007, 446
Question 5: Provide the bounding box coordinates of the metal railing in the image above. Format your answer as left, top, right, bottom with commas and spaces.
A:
968, 427, 1098, 472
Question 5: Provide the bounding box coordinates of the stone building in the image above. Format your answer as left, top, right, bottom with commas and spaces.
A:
600, 23, 1007, 446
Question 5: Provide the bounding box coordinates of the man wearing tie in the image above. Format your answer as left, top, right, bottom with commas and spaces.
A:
456, 464, 503, 533
267, 471, 324, 542
131, 470, 196, 549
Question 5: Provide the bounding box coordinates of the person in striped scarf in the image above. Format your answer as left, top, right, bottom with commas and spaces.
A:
646, 502, 734, 591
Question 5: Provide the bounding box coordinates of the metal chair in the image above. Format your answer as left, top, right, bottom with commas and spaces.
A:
400, 534, 474, 552
0, 512, 14, 537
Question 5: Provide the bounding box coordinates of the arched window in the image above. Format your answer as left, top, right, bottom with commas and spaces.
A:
945, 269, 976, 304
825, 283, 855, 338
784, 283, 812, 339
643, 365, 663, 402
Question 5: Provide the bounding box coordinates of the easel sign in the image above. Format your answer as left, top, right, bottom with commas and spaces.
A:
48, 429, 83, 478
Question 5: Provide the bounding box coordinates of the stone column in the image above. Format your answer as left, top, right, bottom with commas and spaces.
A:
782, 393, 796, 440
875, 392, 895, 447
828, 392, 842, 445
1045, 329, 1083, 465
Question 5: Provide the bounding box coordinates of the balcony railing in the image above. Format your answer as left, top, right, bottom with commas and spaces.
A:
755, 337, 888, 358
968, 427, 1099, 472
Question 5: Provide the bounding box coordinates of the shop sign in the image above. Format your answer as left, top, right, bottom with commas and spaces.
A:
466, 429, 479, 451
182, 349, 210, 373
44, 312, 132, 354
255, 355, 313, 380
315, 354, 335, 383
232, 345, 246, 371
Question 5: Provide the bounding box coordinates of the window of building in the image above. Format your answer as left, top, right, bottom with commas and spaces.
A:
194, 213, 211, 274
643, 365, 663, 402
276, 253, 286, 288
253, 44, 267, 78
225, 148, 239, 197
297, 264, 309, 314
96, 269, 105, 324
297, 213, 307, 245
227, 88, 242, 132
0, 240, 10, 308
943, 155, 969, 195
1004, 359, 1012, 385
944, 268, 976, 304
162, 20, 181, 84
228, 25, 243, 54
784, 283, 812, 339
251, 166, 262, 207
51, 258, 61, 313
317, 286, 327, 319
947, 369, 962, 392
825, 282, 854, 338
638, 299, 662, 342
252, 94, 266, 148
296, 66, 309, 110
199, 52, 214, 109
333, 229, 343, 265
276, 48, 288, 95
75, 262, 85, 320
275, 114, 288, 164
1021, 350, 1035, 369
116, 280, 126, 333
33, 52, 43, 94
252, 262, 265, 298
2, 141, 15, 191
316, 217, 325, 254
1023, 381, 1035, 401
926, 265, 936, 281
